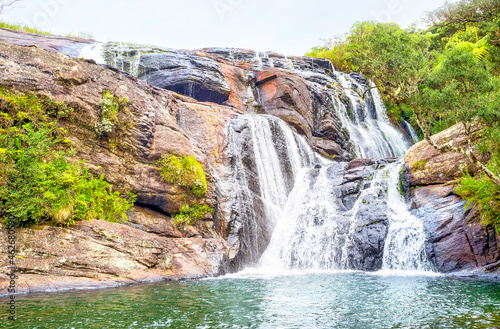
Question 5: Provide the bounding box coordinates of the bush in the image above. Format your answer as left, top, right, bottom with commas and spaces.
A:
95, 90, 130, 136
0, 88, 135, 226
456, 166, 500, 234
157, 154, 208, 198
0, 21, 51, 35
412, 160, 427, 171
173, 204, 213, 226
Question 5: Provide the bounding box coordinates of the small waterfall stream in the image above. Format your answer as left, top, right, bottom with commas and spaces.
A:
224, 115, 322, 266
381, 160, 431, 271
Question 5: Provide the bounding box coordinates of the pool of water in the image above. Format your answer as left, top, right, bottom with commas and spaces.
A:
1, 271, 500, 328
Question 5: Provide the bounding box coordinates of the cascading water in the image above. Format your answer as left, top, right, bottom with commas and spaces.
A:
327, 72, 411, 159
381, 160, 431, 271
224, 115, 321, 267
225, 112, 431, 273
404, 120, 420, 144
66, 40, 429, 273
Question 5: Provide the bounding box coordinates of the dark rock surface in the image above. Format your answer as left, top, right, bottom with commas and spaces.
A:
411, 185, 500, 274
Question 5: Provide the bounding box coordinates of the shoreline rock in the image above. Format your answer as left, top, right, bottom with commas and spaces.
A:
0, 206, 229, 296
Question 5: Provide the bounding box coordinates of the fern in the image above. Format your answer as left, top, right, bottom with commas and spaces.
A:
447, 26, 490, 62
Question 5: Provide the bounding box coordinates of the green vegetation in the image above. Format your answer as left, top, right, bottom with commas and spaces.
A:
157, 154, 211, 226
157, 154, 208, 198
412, 160, 427, 171
0, 87, 135, 226
173, 204, 213, 226
307, 0, 500, 231
0, 20, 94, 39
0, 21, 51, 35
456, 169, 500, 234
95, 90, 130, 136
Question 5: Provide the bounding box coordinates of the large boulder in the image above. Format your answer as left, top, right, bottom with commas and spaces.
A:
405, 123, 484, 186
411, 185, 500, 274
404, 124, 500, 275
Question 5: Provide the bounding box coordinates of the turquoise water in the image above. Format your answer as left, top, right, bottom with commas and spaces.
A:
1, 272, 500, 328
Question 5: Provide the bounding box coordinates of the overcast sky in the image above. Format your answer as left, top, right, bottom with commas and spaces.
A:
2, 0, 454, 55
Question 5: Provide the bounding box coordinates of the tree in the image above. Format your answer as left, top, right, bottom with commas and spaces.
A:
414, 44, 500, 186
427, 0, 500, 30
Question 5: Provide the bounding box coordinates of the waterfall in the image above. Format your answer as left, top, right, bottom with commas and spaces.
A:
328, 73, 411, 159
404, 120, 420, 144
224, 115, 321, 266
381, 160, 431, 271
225, 113, 431, 273
63, 40, 430, 273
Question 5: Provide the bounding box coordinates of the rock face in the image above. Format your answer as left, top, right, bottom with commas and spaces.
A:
333, 158, 393, 271
0, 206, 228, 294
411, 186, 499, 273
405, 124, 500, 275
62, 43, 404, 160
0, 40, 236, 293
0, 40, 240, 215
404, 123, 484, 186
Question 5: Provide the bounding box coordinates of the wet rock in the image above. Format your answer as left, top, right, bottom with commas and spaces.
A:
138, 51, 231, 104
411, 185, 500, 273
345, 194, 389, 270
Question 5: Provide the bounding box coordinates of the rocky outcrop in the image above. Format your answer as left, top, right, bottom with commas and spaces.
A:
0, 27, 93, 53
405, 124, 500, 275
0, 40, 237, 292
0, 40, 241, 214
62, 44, 374, 160
335, 158, 391, 270
0, 206, 228, 294
404, 123, 484, 186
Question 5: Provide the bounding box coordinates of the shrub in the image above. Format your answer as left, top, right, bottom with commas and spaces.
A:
0, 21, 51, 35
0, 88, 135, 226
95, 90, 130, 136
173, 204, 213, 226
456, 164, 500, 234
157, 154, 208, 198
